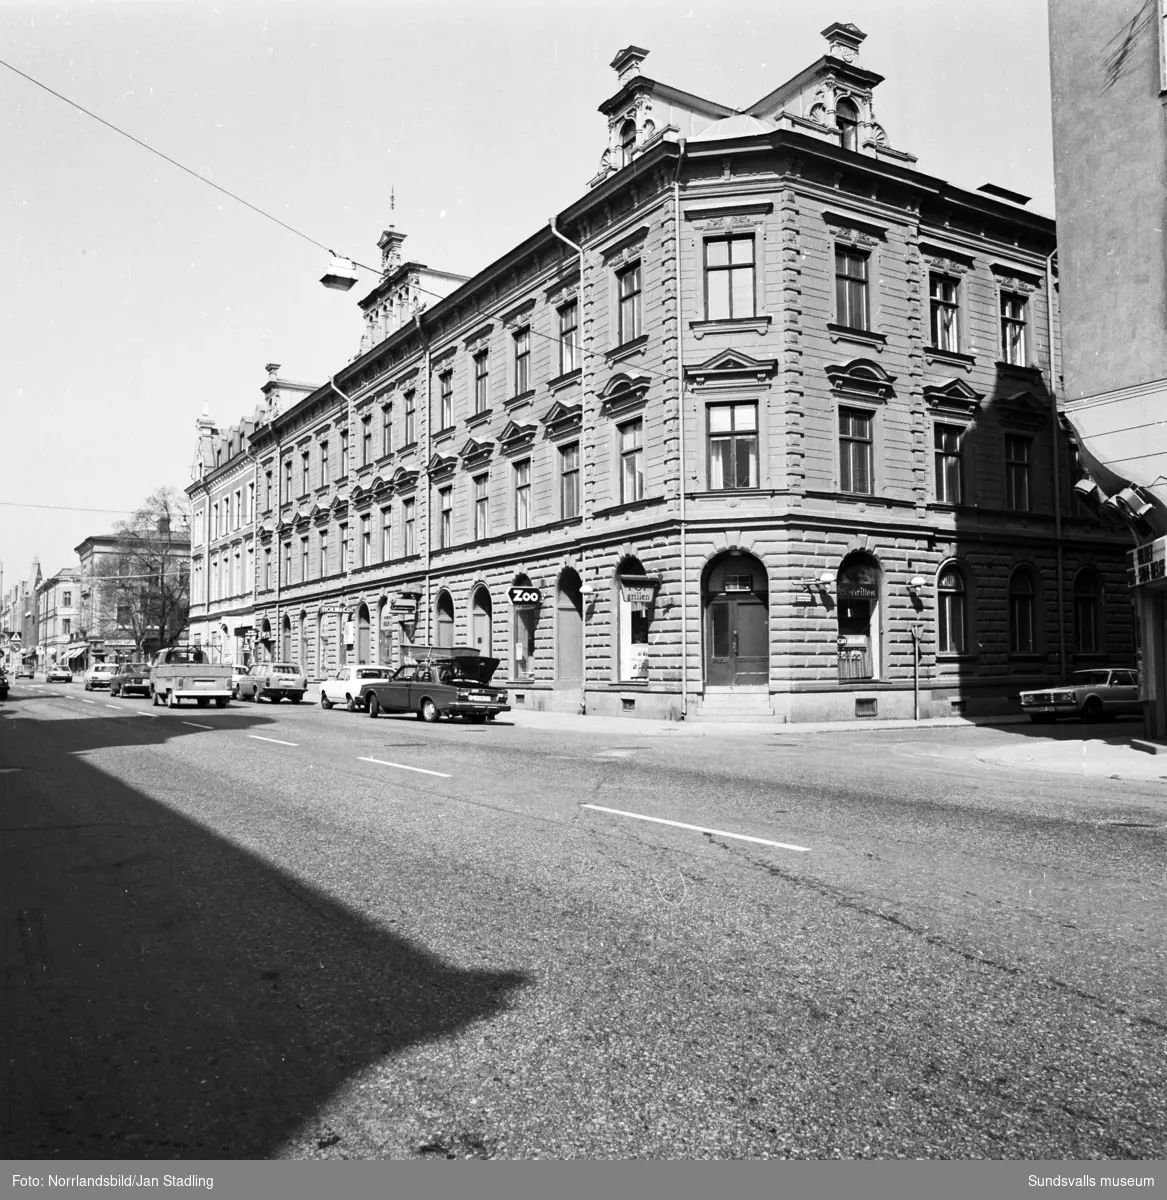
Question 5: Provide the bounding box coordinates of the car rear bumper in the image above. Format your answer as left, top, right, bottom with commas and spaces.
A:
447, 702, 511, 717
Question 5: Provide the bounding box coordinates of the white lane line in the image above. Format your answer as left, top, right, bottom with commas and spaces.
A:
183, 721, 214, 730
247, 734, 299, 747
106, 704, 124, 710
580, 803, 811, 853
80, 699, 95, 705
359, 756, 451, 778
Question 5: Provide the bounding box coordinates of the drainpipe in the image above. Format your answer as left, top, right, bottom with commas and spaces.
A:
673, 138, 689, 718
328, 375, 356, 668
549, 216, 588, 711
1047, 249, 1067, 677
419, 313, 431, 650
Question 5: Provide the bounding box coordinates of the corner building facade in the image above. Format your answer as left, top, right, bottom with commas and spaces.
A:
240, 25, 1131, 722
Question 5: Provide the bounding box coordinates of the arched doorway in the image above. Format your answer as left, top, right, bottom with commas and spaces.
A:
298, 612, 307, 668
260, 618, 272, 663
356, 603, 371, 664
377, 598, 389, 664
471, 586, 493, 657
436, 591, 455, 648
836, 554, 882, 680
280, 615, 292, 662
556, 568, 584, 684
315, 611, 326, 675
616, 556, 655, 681
511, 573, 539, 680
703, 553, 769, 686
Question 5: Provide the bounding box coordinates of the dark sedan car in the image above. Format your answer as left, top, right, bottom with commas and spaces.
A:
109, 661, 153, 698
361, 656, 510, 723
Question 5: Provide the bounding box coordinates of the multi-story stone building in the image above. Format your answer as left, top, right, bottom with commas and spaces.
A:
36, 568, 81, 673
187, 366, 317, 667
0, 558, 41, 673
1049, 2, 1167, 737
200, 24, 1132, 722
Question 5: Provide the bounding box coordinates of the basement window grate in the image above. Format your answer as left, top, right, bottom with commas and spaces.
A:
855, 697, 877, 718
950, 699, 966, 714
514, 693, 525, 705
622, 698, 636, 712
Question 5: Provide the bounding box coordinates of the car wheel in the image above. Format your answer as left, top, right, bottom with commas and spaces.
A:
1081, 697, 1104, 723
320, 691, 333, 709
290, 694, 302, 705
367, 693, 380, 719
420, 697, 440, 723
345, 693, 357, 712
215, 697, 229, 708
232, 685, 240, 699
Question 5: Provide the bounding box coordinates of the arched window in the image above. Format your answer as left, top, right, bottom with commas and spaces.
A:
1074, 569, 1102, 655
471, 587, 493, 657
619, 119, 637, 167
937, 565, 968, 655
836, 98, 860, 152
1008, 568, 1037, 654
617, 557, 655, 681
512, 574, 538, 680
436, 591, 455, 648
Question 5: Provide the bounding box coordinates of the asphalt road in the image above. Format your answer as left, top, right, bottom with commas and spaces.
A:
2, 681, 1164, 1160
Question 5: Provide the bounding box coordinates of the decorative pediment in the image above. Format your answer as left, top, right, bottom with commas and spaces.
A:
825, 358, 896, 403
919, 242, 976, 273
459, 437, 494, 467
426, 450, 458, 480
684, 349, 778, 390
498, 419, 538, 455
390, 465, 419, 492
990, 262, 1043, 293
995, 389, 1049, 430
599, 372, 652, 415
823, 210, 888, 243
923, 377, 983, 417
463, 322, 493, 351
541, 400, 582, 438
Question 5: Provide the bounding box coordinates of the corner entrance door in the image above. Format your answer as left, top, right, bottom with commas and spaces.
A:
707, 594, 769, 685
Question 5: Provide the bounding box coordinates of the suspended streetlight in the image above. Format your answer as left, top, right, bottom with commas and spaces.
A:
320, 255, 358, 291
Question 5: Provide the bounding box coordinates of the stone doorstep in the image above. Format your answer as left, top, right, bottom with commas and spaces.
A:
1130, 738, 1167, 756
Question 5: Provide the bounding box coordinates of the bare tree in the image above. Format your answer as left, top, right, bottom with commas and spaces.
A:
90, 487, 191, 659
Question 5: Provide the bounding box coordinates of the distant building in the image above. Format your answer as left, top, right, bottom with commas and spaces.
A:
0, 558, 41, 673
1048, 2, 1167, 735
36, 568, 82, 672
195, 24, 1130, 721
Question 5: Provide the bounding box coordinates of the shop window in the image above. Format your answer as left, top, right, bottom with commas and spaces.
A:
617, 560, 654, 681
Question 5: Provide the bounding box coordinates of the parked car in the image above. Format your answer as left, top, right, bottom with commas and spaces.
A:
0, 671, 8, 701
109, 662, 152, 698
1019, 668, 1142, 723
83, 662, 118, 691
361, 655, 510, 723
230, 664, 251, 697
46, 666, 73, 683
237, 661, 307, 704
15, 665, 34, 680
320, 665, 395, 711
150, 646, 233, 708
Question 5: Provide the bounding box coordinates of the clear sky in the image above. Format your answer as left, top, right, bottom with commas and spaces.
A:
0, 0, 1054, 593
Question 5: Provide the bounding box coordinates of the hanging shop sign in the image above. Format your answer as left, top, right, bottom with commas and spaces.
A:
508, 587, 542, 607
837, 582, 878, 600
1128, 537, 1167, 587
618, 574, 661, 611
389, 599, 418, 613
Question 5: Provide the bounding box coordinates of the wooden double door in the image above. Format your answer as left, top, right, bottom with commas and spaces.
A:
706, 591, 769, 686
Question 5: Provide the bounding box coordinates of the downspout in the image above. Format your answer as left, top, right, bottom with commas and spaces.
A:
549, 215, 587, 710
273, 429, 282, 665
329, 375, 355, 668
673, 138, 689, 718
1047, 249, 1066, 677
418, 313, 431, 650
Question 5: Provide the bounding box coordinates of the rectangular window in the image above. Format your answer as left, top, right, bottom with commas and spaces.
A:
402, 498, 416, 556
835, 246, 869, 330
339, 523, 349, 571
705, 235, 756, 320
246, 544, 253, 591
1005, 435, 1032, 512
233, 489, 242, 529
474, 474, 489, 541
63, 617, 71, 635
559, 300, 579, 374
439, 486, 453, 548
619, 418, 644, 504
380, 506, 392, 561
439, 371, 453, 430
474, 351, 489, 414
211, 503, 219, 540
340, 429, 349, 476
117, 603, 132, 627
300, 451, 310, 496
246, 482, 255, 523
316, 530, 326, 579
319, 441, 330, 487
404, 391, 416, 444
514, 459, 531, 529
930, 274, 959, 351
839, 407, 873, 495
283, 541, 292, 584
382, 405, 393, 456
934, 424, 964, 504
264, 547, 272, 591
514, 327, 530, 396
63, 590, 72, 608
299, 537, 308, 582
617, 261, 642, 343
264, 470, 272, 511
361, 416, 373, 466
561, 441, 580, 519
360, 515, 371, 566
283, 459, 293, 504
707, 402, 758, 490
1000, 292, 1027, 365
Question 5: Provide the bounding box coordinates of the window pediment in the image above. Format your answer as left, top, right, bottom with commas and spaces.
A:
923, 377, 983, 417
826, 358, 896, 402
459, 437, 494, 467
541, 400, 582, 438
463, 322, 493, 351
599, 224, 650, 263
599, 372, 652, 415
990, 262, 1042, 292
823, 210, 888, 242
391, 465, 419, 492
498, 419, 538, 454
920, 242, 976, 272
684, 349, 778, 390
427, 451, 458, 479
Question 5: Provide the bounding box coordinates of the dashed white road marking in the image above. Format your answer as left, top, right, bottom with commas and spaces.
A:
105, 704, 123, 710
247, 734, 298, 747
80, 699, 95, 705
580, 803, 811, 853
359, 756, 451, 778
183, 721, 213, 730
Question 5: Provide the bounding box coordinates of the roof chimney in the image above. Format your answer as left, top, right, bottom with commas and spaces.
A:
610, 45, 649, 85
821, 22, 867, 62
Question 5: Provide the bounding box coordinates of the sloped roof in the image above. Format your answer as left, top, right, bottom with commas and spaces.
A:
691, 112, 773, 142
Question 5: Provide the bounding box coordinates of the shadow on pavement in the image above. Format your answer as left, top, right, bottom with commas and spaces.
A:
980, 715, 1144, 745
0, 700, 528, 1158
